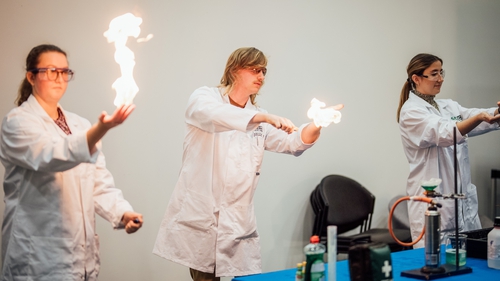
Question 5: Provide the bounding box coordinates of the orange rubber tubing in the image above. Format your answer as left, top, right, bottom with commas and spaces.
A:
388, 196, 434, 247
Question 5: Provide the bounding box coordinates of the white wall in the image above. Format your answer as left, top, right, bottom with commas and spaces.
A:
0, 1, 499, 280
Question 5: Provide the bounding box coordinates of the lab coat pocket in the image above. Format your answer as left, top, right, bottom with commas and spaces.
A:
237, 130, 264, 173
28, 236, 75, 278
231, 204, 258, 239
175, 189, 214, 231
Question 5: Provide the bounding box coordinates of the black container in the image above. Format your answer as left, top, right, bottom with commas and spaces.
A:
459, 227, 493, 259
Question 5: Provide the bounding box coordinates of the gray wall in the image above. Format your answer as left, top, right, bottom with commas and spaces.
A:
1, 1, 499, 280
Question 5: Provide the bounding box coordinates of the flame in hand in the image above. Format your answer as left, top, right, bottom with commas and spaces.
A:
104, 13, 142, 107
307, 98, 342, 127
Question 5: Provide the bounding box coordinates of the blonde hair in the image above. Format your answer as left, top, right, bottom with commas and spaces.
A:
397, 53, 442, 122
219, 47, 267, 105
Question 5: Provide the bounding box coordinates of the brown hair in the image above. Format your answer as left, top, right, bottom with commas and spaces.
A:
219, 47, 267, 105
396, 53, 443, 122
16, 44, 67, 106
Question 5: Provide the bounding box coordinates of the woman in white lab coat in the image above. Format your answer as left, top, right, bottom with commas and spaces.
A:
0, 44, 143, 280
397, 53, 500, 248
153, 47, 343, 280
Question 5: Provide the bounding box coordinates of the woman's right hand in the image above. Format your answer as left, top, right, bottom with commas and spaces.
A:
121, 211, 143, 234
87, 104, 136, 153
98, 104, 136, 130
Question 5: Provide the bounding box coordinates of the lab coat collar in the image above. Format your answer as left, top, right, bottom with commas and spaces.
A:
25, 94, 63, 120
219, 87, 257, 110
25, 94, 78, 137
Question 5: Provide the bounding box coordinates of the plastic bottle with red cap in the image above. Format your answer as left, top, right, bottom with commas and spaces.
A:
304, 235, 326, 281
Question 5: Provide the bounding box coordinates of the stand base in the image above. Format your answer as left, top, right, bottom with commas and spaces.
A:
401, 264, 472, 280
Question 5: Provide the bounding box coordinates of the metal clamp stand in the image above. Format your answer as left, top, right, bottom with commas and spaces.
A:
401, 128, 472, 280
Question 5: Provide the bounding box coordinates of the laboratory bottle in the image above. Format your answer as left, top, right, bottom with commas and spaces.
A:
488, 217, 500, 269
304, 235, 326, 281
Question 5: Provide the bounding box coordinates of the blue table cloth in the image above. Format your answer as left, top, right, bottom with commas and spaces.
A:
232, 247, 500, 280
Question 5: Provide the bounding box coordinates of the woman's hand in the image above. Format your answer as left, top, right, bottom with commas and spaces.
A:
121, 211, 143, 234
98, 104, 136, 130
458, 110, 500, 135
478, 111, 500, 124
87, 104, 136, 153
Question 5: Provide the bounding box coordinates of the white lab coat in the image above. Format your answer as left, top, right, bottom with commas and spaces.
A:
0, 95, 134, 280
399, 92, 499, 248
153, 86, 314, 277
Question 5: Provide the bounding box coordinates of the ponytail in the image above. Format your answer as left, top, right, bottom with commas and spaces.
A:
397, 80, 411, 123
16, 77, 32, 106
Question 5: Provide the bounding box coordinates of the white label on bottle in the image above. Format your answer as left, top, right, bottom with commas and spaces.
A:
311, 261, 325, 272
489, 242, 500, 259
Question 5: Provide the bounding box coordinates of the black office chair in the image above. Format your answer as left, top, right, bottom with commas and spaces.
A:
311, 174, 411, 253
310, 184, 323, 236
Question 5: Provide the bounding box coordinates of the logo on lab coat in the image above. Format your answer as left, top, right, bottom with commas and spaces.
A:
253, 125, 263, 138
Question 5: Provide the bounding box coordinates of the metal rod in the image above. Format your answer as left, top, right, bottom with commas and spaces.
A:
454, 127, 459, 268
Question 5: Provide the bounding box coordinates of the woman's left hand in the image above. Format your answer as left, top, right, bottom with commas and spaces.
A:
478, 111, 500, 124
121, 211, 143, 234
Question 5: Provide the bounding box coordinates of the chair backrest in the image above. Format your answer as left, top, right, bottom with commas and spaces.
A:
310, 184, 321, 215
318, 174, 375, 235
310, 184, 328, 237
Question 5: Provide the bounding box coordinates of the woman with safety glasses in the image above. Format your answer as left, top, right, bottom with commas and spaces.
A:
0, 44, 143, 280
397, 53, 500, 249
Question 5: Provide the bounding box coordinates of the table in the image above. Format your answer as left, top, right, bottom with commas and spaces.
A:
232, 247, 500, 280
